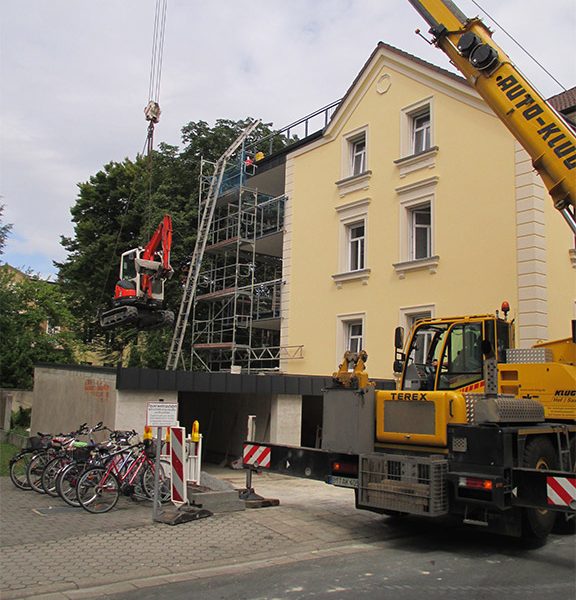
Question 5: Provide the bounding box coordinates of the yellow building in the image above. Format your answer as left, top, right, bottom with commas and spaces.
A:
279, 43, 575, 380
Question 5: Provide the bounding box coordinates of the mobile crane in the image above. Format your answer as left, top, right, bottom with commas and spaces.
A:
241, 1, 576, 544
100, 214, 175, 330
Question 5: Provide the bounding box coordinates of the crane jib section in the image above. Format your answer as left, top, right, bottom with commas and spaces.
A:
407, 0, 576, 232
496, 74, 576, 173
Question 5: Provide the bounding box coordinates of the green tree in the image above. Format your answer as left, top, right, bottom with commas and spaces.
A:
0, 269, 82, 389
56, 118, 289, 367
0, 203, 13, 257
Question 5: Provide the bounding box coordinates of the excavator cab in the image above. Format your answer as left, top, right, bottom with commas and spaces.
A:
99, 216, 175, 331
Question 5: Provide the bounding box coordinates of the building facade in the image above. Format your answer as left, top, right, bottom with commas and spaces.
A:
279, 43, 575, 380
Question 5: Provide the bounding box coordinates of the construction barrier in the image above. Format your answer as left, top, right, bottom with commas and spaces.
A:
170, 426, 187, 505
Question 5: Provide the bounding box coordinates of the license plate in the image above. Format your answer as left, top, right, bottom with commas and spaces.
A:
329, 475, 358, 488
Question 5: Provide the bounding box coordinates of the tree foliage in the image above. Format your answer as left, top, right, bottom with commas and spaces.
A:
56, 118, 288, 367
0, 268, 82, 389
0, 204, 13, 257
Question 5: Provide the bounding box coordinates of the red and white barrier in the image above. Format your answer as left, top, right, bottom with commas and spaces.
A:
170, 426, 187, 505
243, 443, 271, 469
547, 476, 576, 508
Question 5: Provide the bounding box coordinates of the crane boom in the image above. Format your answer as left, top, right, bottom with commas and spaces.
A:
407, 0, 576, 234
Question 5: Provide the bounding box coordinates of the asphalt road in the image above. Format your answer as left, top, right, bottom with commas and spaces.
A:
103, 517, 575, 600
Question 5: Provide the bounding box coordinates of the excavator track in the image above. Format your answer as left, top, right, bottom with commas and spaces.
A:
100, 306, 174, 331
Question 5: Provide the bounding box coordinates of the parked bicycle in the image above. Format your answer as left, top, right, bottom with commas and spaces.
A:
40, 422, 108, 497
76, 439, 171, 513
9, 433, 52, 490
55, 429, 138, 507
26, 423, 92, 494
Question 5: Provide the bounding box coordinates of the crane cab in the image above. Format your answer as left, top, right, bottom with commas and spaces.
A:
394, 314, 513, 393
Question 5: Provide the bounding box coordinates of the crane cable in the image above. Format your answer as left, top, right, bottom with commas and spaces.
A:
97, 2, 168, 322
144, 0, 168, 236
469, 0, 566, 92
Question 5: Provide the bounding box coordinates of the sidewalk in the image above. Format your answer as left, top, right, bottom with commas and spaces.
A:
0, 467, 387, 599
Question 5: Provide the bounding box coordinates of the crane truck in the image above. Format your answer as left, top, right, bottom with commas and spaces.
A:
242, 0, 576, 544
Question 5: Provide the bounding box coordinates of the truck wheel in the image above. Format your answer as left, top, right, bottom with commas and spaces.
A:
521, 437, 558, 544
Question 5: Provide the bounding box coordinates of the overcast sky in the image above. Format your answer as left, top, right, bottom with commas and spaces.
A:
1, 0, 575, 278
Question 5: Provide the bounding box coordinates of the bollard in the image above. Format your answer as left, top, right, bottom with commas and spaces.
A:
186, 420, 202, 484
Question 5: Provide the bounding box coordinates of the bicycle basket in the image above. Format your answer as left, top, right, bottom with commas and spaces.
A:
27, 436, 46, 450
73, 446, 92, 462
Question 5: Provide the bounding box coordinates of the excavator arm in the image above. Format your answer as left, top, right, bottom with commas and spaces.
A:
407, 0, 576, 234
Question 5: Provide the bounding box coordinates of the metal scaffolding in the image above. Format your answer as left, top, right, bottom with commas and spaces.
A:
171, 101, 341, 373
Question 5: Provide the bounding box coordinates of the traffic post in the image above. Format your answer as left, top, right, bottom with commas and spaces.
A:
147, 399, 178, 521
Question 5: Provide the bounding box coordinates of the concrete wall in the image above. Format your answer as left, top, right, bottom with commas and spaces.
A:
115, 389, 178, 433
31, 366, 117, 436
1, 389, 33, 412
0, 389, 34, 431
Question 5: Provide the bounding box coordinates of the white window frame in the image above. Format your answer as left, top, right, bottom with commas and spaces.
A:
394, 177, 439, 278
336, 312, 366, 364
400, 97, 434, 158
341, 126, 369, 179
333, 199, 371, 286
348, 221, 365, 272
409, 204, 432, 260
347, 320, 364, 353
351, 136, 366, 176
412, 110, 431, 155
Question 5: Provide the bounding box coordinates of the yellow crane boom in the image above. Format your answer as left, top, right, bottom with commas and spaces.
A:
407, 0, 576, 234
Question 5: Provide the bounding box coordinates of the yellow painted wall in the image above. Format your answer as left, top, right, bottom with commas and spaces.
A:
282, 46, 572, 380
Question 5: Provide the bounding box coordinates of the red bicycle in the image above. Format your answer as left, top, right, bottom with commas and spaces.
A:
76, 441, 171, 513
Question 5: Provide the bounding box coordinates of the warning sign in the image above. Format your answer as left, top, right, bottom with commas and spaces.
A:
147, 402, 178, 427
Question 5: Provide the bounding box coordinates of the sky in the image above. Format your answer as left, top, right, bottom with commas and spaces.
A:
1, 0, 575, 278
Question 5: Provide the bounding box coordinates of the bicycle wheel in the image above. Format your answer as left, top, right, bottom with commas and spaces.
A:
41, 456, 70, 497
56, 461, 86, 507
27, 451, 54, 494
77, 467, 119, 513
141, 459, 171, 503
9, 450, 34, 490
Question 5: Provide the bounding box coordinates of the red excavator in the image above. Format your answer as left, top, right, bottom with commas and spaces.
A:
100, 215, 175, 330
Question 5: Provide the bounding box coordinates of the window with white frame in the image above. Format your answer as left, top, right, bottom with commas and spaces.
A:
347, 320, 364, 353
336, 313, 366, 362
409, 204, 431, 260
394, 177, 439, 276
333, 199, 370, 285
350, 135, 366, 176
399, 98, 434, 159
348, 221, 365, 271
412, 110, 431, 154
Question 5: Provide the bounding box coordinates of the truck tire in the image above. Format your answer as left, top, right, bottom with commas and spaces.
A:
521, 436, 558, 544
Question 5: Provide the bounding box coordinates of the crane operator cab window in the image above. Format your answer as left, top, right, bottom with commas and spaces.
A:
402, 318, 512, 391
403, 323, 449, 390
439, 322, 483, 390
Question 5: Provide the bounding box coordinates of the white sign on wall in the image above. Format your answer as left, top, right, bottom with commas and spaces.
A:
147, 402, 178, 427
